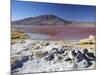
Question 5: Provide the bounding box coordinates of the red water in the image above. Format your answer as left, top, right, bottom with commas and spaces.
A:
15, 25, 96, 40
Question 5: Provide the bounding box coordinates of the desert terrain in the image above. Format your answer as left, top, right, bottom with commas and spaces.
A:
11, 15, 96, 74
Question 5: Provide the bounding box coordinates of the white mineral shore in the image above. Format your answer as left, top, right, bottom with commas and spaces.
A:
11, 38, 96, 74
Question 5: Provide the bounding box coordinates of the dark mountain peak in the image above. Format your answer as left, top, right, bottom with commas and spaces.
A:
12, 15, 72, 25
36, 15, 62, 19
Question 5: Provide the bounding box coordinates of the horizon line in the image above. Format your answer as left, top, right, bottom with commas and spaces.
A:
11, 14, 96, 23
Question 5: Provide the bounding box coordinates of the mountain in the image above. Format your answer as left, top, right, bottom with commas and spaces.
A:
11, 15, 72, 25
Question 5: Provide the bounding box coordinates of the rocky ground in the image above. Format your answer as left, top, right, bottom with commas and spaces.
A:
11, 35, 96, 74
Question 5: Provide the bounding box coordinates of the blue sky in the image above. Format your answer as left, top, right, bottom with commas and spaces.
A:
11, 0, 96, 22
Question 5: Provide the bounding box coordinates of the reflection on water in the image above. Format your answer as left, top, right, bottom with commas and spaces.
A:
26, 33, 52, 40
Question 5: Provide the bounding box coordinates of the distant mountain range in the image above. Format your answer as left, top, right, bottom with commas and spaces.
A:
11, 15, 95, 26
11, 15, 72, 25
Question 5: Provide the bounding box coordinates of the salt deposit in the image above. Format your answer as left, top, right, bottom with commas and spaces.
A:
11, 39, 96, 74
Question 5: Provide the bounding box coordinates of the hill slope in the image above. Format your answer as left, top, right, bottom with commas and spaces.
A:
11, 15, 72, 25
